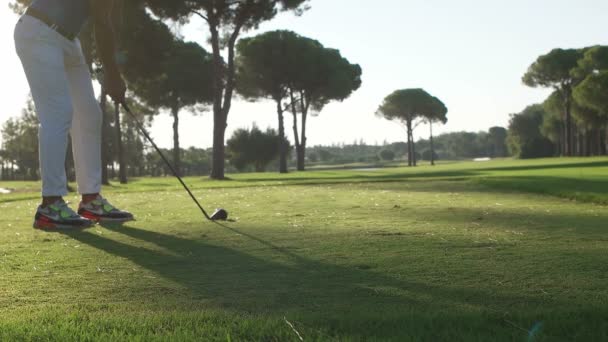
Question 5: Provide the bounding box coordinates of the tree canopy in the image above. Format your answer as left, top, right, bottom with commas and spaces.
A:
521, 45, 608, 157
574, 46, 608, 77
236, 30, 303, 173
377, 89, 437, 122
146, 0, 309, 29
377, 89, 446, 166
522, 48, 587, 156
237, 30, 302, 102
146, 0, 310, 179
522, 48, 584, 88
427, 96, 448, 124
237, 30, 361, 171
507, 104, 555, 159
287, 37, 362, 170
574, 71, 608, 117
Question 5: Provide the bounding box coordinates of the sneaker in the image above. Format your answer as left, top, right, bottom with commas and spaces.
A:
78, 195, 134, 223
33, 200, 94, 230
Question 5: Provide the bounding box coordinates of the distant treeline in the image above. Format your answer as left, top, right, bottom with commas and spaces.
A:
0, 99, 214, 181
516, 46, 608, 158
507, 103, 607, 159
306, 128, 509, 166
1, 106, 510, 180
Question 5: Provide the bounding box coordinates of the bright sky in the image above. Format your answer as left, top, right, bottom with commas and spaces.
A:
2, 1, 608, 149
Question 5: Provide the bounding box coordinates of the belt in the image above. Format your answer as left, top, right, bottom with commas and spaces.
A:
24, 7, 77, 41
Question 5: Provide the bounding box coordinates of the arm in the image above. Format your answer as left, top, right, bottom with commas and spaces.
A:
91, 0, 126, 103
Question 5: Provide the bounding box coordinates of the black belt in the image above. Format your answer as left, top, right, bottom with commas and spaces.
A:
24, 7, 77, 41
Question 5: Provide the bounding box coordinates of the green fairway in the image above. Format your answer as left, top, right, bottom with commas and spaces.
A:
1, 157, 607, 341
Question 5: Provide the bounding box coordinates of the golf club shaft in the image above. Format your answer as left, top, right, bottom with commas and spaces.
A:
119, 101, 212, 221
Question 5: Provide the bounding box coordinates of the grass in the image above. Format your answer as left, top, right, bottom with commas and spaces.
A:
1, 157, 607, 341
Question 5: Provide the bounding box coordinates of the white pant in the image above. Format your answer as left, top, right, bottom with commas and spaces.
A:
14, 15, 102, 197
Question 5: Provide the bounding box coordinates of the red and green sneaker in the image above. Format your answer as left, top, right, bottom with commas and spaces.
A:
78, 195, 134, 223
34, 200, 94, 230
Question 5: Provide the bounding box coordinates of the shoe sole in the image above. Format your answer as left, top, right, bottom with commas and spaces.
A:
33, 221, 94, 230
80, 212, 134, 223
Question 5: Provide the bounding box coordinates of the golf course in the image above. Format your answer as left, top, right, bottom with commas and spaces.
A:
1, 157, 607, 341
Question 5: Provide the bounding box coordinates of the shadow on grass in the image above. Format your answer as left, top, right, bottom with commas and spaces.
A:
234, 170, 475, 184
403, 203, 608, 236
234, 160, 608, 184
475, 176, 608, 205
58, 208, 605, 340
57, 215, 608, 340
480, 160, 608, 172
343, 174, 608, 206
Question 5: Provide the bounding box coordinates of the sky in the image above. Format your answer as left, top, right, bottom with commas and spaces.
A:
1, 0, 608, 149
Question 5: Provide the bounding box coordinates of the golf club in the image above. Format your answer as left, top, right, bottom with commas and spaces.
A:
119, 100, 228, 221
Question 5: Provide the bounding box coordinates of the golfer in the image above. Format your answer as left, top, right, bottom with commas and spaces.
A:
14, 0, 133, 229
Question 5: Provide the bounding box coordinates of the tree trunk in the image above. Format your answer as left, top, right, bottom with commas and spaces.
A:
574, 128, 580, 157
587, 130, 591, 156
410, 130, 414, 166
585, 129, 591, 157
209, 20, 225, 180
561, 120, 567, 156
406, 131, 410, 167
579, 127, 585, 157
276, 100, 288, 173
100, 91, 110, 185
292, 111, 304, 171
210, 115, 226, 180
563, 88, 573, 156
408, 119, 417, 167
171, 96, 181, 177
430, 121, 435, 166
579, 128, 589, 157
594, 128, 602, 156
114, 102, 127, 184
289, 89, 303, 171
412, 137, 417, 167
297, 93, 310, 171
297, 111, 307, 171
296, 140, 305, 171
600, 125, 608, 155
604, 126, 608, 155
208, 17, 243, 180
289, 90, 301, 150
407, 120, 413, 167
575, 124, 583, 157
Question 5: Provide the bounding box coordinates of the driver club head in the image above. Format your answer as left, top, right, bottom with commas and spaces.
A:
210, 208, 228, 221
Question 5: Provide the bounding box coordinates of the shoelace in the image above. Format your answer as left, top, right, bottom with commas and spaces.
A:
50, 201, 80, 218
91, 197, 116, 212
